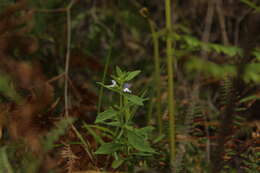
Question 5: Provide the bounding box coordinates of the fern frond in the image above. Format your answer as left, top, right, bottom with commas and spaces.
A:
220, 76, 233, 106
60, 143, 79, 173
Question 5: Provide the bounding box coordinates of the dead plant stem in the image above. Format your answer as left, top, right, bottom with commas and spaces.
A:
64, 0, 95, 166
165, 0, 176, 169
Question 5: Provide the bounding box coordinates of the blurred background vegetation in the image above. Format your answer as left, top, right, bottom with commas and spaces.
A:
0, 0, 259, 173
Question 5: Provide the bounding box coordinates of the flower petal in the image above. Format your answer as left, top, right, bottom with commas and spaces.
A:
123, 88, 132, 93
107, 80, 117, 87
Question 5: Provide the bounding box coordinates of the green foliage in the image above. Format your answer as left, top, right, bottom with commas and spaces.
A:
240, 0, 260, 11
242, 151, 260, 173
0, 117, 74, 173
95, 142, 122, 155
222, 149, 260, 173
92, 67, 156, 169
220, 76, 233, 106
0, 0, 259, 172
243, 63, 260, 83
95, 108, 118, 124
175, 35, 242, 56
0, 74, 21, 103
43, 117, 75, 151
185, 57, 237, 79
252, 49, 260, 61
239, 94, 260, 103
126, 128, 155, 153
0, 147, 13, 173
0, 142, 41, 173
185, 57, 260, 84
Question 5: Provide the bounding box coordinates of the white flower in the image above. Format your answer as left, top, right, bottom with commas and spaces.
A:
123, 87, 132, 93
107, 80, 117, 87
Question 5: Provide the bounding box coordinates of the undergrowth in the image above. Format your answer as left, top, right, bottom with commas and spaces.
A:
0, 0, 259, 173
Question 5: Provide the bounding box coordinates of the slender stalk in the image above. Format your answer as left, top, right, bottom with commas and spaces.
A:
64, 0, 95, 165
97, 47, 112, 113
165, 0, 176, 167
64, 1, 74, 118
148, 19, 162, 134
147, 94, 154, 125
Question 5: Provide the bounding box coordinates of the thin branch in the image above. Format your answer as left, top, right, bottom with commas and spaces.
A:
216, 0, 230, 45
234, 9, 252, 46
64, 1, 96, 166
64, 0, 74, 118
201, 0, 215, 59
47, 73, 65, 83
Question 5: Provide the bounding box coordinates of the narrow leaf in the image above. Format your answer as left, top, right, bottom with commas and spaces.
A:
95, 142, 122, 155
125, 70, 141, 81
239, 95, 260, 103
127, 95, 147, 106
112, 158, 125, 169
127, 130, 155, 153
116, 66, 123, 77
95, 108, 117, 123
83, 123, 104, 144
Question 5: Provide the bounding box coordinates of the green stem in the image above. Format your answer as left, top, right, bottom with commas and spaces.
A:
148, 19, 162, 134
97, 47, 112, 113
124, 97, 131, 123
115, 86, 124, 138
147, 93, 155, 125
165, 0, 176, 167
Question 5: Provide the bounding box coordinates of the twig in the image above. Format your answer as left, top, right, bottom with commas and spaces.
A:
64, 0, 75, 118
199, 0, 216, 164
201, 0, 215, 59
216, 0, 230, 45
63, 0, 96, 166
234, 9, 252, 46
47, 72, 65, 83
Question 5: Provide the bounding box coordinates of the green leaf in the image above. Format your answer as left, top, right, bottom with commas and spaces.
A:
127, 130, 155, 153
135, 126, 154, 138
252, 49, 260, 61
95, 108, 118, 123
96, 82, 119, 93
44, 117, 75, 151
183, 35, 201, 47
0, 147, 14, 173
152, 134, 165, 144
126, 95, 147, 106
112, 158, 125, 169
185, 57, 237, 78
125, 70, 141, 81
116, 66, 123, 77
0, 74, 22, 103
240, 0, 260, 11
239, 95, 260, 103
243, 63, 260, 83
96, 82, 107, 88
95, 142, 122, 155
106, 121, 122, 127
133, 152, 154, 156
209, 44, 241, 56
83, 123, 104, 145
85, 124, 115, 136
